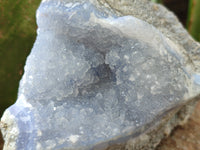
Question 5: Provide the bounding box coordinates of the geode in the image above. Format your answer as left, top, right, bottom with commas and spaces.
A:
1, 0, 200, 150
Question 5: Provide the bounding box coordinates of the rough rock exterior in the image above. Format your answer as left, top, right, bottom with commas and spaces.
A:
1, 0, 200, 150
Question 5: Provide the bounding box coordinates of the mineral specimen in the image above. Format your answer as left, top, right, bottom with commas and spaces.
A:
1, 0, 200, 150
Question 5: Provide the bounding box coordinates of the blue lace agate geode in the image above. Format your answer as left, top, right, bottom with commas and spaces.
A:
1, 0, 200, 150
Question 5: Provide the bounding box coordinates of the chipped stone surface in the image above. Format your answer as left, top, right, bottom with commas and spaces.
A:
156, 100, 200, 150
1, 0, 200, 150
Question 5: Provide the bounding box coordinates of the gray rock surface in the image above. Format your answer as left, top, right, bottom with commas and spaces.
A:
1, 0, 200, 150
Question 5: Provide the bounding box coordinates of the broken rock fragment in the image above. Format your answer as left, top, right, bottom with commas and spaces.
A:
1, 0, 200, 150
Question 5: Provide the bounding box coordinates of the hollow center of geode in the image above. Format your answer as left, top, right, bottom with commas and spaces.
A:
78, 63, 116, 96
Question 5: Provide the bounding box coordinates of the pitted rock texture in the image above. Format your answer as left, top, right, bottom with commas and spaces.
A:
1, 0, 200, 150
156, 101, 200, 150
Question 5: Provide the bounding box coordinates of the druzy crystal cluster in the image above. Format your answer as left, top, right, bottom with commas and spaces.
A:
1, 0, 200, 150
